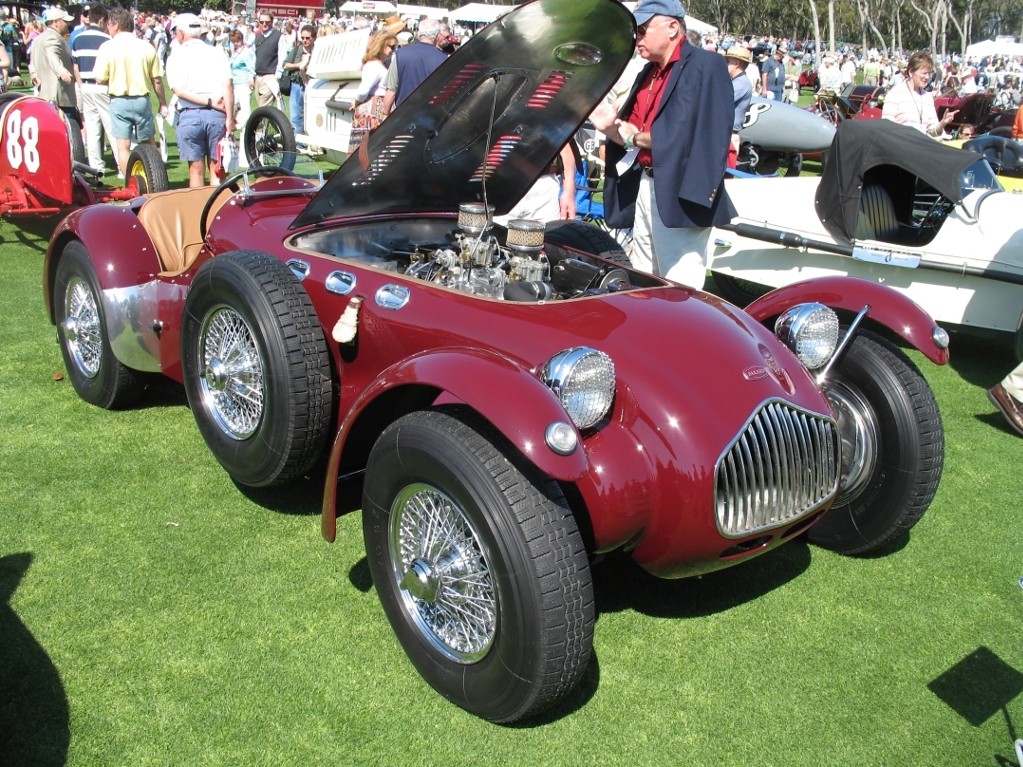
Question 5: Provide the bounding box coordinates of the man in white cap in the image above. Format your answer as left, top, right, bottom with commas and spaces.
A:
589, 0, 735, 289
29, 7, 80, 127
166, 12, 234, 187
94, 7, 168, 178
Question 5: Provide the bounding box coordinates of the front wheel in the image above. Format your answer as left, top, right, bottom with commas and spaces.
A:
363, 409, 595, 723
243, 106, 296, 171
807, 331, 944, 555
180, 250, 333, 487
53, 241, 144, 408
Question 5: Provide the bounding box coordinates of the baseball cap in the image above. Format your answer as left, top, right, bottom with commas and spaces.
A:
170, 12, 203, 32
42, 7, 75, 23
632, 0, 686, 27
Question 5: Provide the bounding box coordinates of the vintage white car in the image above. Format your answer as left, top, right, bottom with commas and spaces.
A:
710, 119, 1023, 360
243, 26, 374, 168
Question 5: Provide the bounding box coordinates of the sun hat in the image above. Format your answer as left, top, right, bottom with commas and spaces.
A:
42, 7, 74, 23
724, 46, 751, 64
632, 0, 686, 27
170, 12, 204, 32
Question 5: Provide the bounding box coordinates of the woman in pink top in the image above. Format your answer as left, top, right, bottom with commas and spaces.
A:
881, 51, 957, 138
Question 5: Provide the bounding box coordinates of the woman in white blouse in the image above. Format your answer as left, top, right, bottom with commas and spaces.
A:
348, 30, 397, 154
881, 51, 958, 138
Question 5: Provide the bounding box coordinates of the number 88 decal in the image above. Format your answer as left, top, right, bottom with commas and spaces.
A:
5, 109, 41, 173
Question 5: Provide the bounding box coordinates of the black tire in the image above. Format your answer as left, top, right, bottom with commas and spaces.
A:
544, 219, 631, 266
125, 143, 168, 195
67, 113, 86, 167
855, 183, 899, 241
710, 273, 770, 307
784, 152, 803, 177
181, 250, 333, 487
363, 409, 595, 723
53, 240, 144, 409
807, 331, 944, 555
243, 106, 296, 171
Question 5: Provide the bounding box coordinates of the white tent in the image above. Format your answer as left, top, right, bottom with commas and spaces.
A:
447, 3, 517, 23
339, 1, 398, 15
397, 4, 447, 19
965, 38, 1023, 59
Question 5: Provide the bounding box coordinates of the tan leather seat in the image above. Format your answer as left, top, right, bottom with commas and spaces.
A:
137, 187, 232, 276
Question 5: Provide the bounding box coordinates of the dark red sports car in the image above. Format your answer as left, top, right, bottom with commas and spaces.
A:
43, 0, 949, 723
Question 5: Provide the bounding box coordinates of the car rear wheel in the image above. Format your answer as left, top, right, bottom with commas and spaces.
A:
807, 330, 943, 555
362, 409, 595, 723
181, 250, 333, 487
125, 143, 169, 195
53, 241, 144, 408
243, 106, 296, 171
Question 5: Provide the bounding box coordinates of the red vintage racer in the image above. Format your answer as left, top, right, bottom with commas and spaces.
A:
0, 92, 167, 218
43, 0, 949, 723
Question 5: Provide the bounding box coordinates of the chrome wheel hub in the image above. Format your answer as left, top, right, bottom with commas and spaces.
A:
390, 484, 496, 663
198, 307, 264, 440
63, 275, 102, 378
827, 384, 880, 505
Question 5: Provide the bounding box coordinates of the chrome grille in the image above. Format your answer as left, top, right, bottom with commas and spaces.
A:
715, 400, 839, 538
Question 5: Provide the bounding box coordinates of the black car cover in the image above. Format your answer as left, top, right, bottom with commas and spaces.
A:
814, 119, 981, 243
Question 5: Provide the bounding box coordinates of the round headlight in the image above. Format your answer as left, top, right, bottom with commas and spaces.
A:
775, 303, 840, 370
541, 347, 615, 430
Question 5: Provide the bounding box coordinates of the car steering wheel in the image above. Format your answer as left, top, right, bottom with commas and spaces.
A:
199, 166, 303, 240
918, 194, 953, 232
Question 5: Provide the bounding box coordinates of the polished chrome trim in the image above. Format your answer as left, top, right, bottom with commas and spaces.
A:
101, 281, 174, 373
286, 258, 310, 280
375, 284, 410, 310
715, 399, 840, 538
325, 270, 357, 295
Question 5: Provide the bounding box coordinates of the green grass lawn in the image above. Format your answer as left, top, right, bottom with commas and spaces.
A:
2, 127, 1022, 767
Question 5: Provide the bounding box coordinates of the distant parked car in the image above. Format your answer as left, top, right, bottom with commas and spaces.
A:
711, 119, 1023, 359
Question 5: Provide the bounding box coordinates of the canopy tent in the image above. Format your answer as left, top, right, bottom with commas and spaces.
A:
396, 3, 446, 19
965, 38, 1023, 59
620, 2, 717, 36
338, 1, 397, 14
447, 3, 517, 23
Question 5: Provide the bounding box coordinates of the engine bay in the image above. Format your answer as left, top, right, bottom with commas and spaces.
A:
291, 206, 656, 302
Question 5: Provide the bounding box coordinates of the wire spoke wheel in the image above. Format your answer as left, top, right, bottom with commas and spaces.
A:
390, 483, 496, 662
63, 274, 102, 378
198, 306, 265, 440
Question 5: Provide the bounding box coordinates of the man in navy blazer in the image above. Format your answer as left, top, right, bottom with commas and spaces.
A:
591, 0, 735, 289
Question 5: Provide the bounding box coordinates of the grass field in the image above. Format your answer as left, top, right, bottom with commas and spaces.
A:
2, 117, 1022, 767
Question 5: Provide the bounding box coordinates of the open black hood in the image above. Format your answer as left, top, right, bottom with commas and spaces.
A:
291, 0, 635, 229
815, 119, 981, 243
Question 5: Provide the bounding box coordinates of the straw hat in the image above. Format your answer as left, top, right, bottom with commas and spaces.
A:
725, 46, 751, 65
382, 14, 405, 36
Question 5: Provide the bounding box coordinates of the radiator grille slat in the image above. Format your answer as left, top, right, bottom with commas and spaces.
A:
715, 400, 839, 537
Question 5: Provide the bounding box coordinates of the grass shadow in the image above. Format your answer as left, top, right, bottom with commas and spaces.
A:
0, 553, 70, 767
592, 540, 812, 620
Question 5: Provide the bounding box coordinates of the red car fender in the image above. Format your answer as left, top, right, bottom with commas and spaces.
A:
44, 202, 163, 320
745, 276, 950, 365
0, 95, 75, 208
321, 347, 590, 542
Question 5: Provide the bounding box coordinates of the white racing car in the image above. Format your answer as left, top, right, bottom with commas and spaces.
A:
711, 119, 1023, 359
